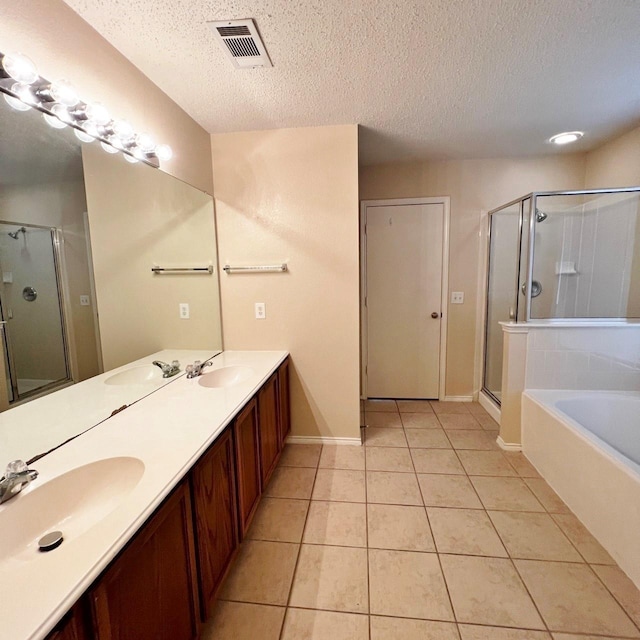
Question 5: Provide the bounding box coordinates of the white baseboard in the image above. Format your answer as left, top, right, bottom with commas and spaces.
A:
496, 435, 522, 451
443, 395, 473, 402
479, 390, 501, 424
286, 435, 362, 446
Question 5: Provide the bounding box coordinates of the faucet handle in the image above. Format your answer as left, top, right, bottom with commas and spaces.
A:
5, 460, 28, 478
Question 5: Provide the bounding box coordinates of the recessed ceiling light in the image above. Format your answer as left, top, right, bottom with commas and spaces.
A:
549, 131, 584, 145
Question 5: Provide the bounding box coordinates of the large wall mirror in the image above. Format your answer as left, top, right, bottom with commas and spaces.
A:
0, 92, 222, 456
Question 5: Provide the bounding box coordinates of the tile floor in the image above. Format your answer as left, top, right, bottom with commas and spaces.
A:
202, 400, 640, 640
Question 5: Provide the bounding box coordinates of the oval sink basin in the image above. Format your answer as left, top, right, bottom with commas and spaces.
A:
0, 457, 145, 562
104, 366, 164, 386
198, 365, 254, 389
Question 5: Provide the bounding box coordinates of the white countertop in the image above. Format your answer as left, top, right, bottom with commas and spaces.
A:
0, 349, 288, 640
0, 349, 220, 463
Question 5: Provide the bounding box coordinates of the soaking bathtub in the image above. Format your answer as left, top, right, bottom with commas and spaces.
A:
522, 390, 640, 588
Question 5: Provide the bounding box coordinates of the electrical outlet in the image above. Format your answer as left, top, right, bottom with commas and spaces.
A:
179, 303, 190, 319
255, 302, 266, 319
451, 292, 464, 304
80, 295, 90, 306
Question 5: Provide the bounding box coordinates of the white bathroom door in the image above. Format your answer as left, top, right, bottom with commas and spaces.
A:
365, 202, 444, 399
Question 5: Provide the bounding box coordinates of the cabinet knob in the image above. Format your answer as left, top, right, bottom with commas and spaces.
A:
431, 312, 440, 319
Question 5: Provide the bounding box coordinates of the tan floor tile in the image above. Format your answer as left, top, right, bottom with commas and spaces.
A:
368, 504, 435, 552
397, 399, 435, 413
278, 443, 322, 468
201, 601, 285, 640
503, 452, 541, 478
592, 564, 640, 627
365, 399, 398, 412
446, 430, 499, 450
437, 414, 482, 430
516, 559, 639, 636
365, 427, 408, 447
401, 412, 441, 428
428, 507, 507, 557
369, 549, 454, 620
281, 609, 369, 640
319, 445, 365, 470
431, 401, 470, 414
312, 469, 366, 502
475, 414, 501, 430
219, 540, 298, 605
471, 477, 545, 512
441, 554, 545, 629
550, 513, 615, 564
459, 626, 551, 640
365, 411, 403, 428
457, 450, 518, 476
467, 402, 488, 414
418, 474, 483, 508
303, 501, 367, 547
371, 616, 459, 639
289, 544, 369, 613
366, 446, 414, 472
524, 478, 571, 513
264, 466, 316, 499
247, 497, 309, 543
367, 470, 423, 505
405, 428, 451, 448
488, 511, 582, 562
552, 635, 622, 640
411, 449, 465, 474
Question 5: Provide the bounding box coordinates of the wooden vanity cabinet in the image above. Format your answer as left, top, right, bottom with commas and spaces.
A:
88, 482, 200, 640
258, 372, 281, 486
190, 426, 238, 618
46, 603, 89, 640
277, 357, 291, 449
233, 398, 262, 536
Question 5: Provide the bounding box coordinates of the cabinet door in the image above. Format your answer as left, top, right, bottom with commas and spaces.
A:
259, 373, 280, 486
90, 483, 200, 640
191, 427, 238, 618
46, 604, 89, 640
233, 398, 261, 536
277, 358, 291, 449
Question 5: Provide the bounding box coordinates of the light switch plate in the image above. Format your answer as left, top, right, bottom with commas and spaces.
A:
179, 303, 190, 319
255, 302, 266, 319
80, 295, 90, 306
451, 291, 464, 304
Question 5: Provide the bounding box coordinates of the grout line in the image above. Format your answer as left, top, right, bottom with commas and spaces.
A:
364, 423, 372, 640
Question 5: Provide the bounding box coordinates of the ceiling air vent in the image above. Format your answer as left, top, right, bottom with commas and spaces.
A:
208, 19, 272, 69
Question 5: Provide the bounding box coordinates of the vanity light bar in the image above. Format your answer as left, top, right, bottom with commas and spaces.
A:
0, 51, 172, 168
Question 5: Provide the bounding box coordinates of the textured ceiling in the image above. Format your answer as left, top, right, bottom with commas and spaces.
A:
62, 0, 640, 165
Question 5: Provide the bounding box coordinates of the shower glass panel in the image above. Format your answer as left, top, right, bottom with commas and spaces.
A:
530, 191, 640, 319
0, 222, 69, 401
483, 203, 521, 404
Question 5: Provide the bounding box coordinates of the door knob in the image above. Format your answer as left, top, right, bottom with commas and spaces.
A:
431, 312, 440, 319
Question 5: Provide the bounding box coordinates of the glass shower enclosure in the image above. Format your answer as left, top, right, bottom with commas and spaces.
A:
483, 187, 640, 405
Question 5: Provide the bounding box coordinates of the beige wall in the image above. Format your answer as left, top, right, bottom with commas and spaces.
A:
585, 124, 640, 188
2, 0, 213, 194
212, 125, 361, 440
82, 145, 222, 371
360, 155, 586, 397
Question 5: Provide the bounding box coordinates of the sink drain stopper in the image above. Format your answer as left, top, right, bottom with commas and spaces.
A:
38, 531, 63, 552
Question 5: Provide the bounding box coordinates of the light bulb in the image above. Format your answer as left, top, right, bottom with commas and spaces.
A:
100, 141, 119, 154
3, 93, 30, 111
85, 102, 110, 125
1, 52, 38, 84
113, 120, 134, 141
123, 153, 139, 164
49, 79, 79, 107
136, 132, 156, 153
155, 144, 173, 162
50, 103, 74, 124
549, 131, 584, 145
43, 113, 67, 129
11, 82, 38, 106
74, 128, 96, 143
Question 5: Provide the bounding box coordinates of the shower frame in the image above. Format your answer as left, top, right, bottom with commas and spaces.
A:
0, 219, 74, 403
482, 186, 640, 406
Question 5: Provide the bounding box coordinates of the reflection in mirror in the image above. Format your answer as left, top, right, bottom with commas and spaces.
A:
0, 85, 223, 460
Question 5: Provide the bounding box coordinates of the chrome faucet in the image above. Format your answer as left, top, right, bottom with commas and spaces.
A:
185, 360, 212, 379
0, 460, 38, 504
152, 360, 181, 378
